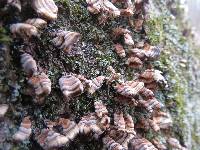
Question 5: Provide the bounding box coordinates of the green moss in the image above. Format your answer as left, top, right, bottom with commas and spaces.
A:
0, 26, 11, 44
145, 130, 156, 140
145, 16, 164, 45
192, 132, 200, 145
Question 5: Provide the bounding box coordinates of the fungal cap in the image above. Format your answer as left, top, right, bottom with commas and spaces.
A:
13, 117, 32, 141
32, 0, 58, 21
25, 18, 47, 29
10, 23, 38, 38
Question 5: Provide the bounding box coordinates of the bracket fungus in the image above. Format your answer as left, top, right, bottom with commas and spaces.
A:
13, 117, 32, 142
86, 0, 120, 17
85, 76, 105, 95
114, 81, 146, 98
128, 137, 158, 150
57, 118, 79, 142
137, 69, 168, 90
106, 66, 121, 84
151, 139, 167, 150
94, 100, 108, 118
59, 74, 84, 100
152, 111, 173, 130
118, 0, 134, 17
52, 30, 81, 53
126, 56, 143, 68
112, 27, 134, 46
127, 46, 161, 68
78, 113, 102, 136
25, 18, 47, 29
167, 138, 187, 150
103, 136, 127, 150
0, 0, 187, 149
28, 72, 51, 104
36, 129, 69, 150
79, 101, 110, 139
32, 0, 58, 21
112, 27, 131, 40
114, 95, 138, 107
107, 112, 136, 149
114, 112, 126, 130
114, 43, 126, 58
124, 33, 135, 46
138, 98, 163, 113
20, 53, 38, 77
10, 23, 38, 38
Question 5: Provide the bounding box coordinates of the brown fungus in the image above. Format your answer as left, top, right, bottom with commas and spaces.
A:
10, 23, 38, 38
108, 112, 136, 149
128, 137, 158, 150
57, 118, 79, 141
36, 129, 69, 150
25, 18, 47, 29
114, 43, 126, 58
86, 76, 105, 95
20, 53, 38, 77
13, 117, 32, 142
114, 81, 145, 98
126, 56, 143, 68
86, 0, 120, 17
138, 98, 163, 113
59, 74, 84, 100
94, 100, 108, 118
28, 72, 51, 104
52, 30, 81, 53
103, 136, 127, 150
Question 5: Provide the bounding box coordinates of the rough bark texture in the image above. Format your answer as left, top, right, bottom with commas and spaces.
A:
0, 0, 200, 150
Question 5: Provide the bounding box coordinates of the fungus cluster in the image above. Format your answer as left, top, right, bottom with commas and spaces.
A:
0, 0, 188, 150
